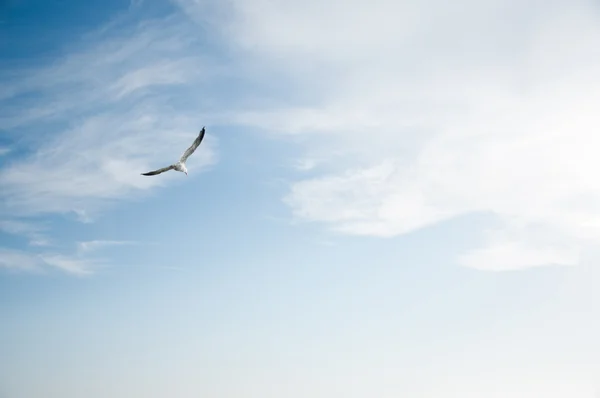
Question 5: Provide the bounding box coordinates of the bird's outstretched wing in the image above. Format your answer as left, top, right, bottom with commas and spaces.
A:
141, 164, 176, 176
179, 127, 206, 164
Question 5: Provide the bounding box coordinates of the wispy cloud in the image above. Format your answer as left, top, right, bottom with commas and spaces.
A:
0, 6, 224, 275
0, 219, 50, 246
0, 227, 137, 274
0, 248, 97, 275
129, 0, 144, 8
38, 254, 97, 276
0, 12, 219, 219
176, 0, 600, 270
108, 58, 199, 99
0, 249, 43, 272
77, 239, 137, 253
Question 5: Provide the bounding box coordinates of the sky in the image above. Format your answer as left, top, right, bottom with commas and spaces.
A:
1, 0, 599, 396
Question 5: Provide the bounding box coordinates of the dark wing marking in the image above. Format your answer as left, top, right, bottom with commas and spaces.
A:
141, 164, 176, 176
179, 127, 206, 163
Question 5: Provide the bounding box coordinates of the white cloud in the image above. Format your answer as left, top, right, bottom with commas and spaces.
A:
283, 159, 454, 236
0, 147, 10, 156
177, 0, 600, 270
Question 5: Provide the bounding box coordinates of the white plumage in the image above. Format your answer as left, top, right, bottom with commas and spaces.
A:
141, 127, 206, 177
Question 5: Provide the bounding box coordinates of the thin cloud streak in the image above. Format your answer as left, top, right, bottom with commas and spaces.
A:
0, 248, 98, 275
77, 240, 138, 253
39, 254, 97, 276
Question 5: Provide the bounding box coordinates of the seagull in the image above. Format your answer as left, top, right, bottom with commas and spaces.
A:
141, 127, 206, 177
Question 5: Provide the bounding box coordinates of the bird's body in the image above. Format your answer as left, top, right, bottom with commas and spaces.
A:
141, 127, 206, 177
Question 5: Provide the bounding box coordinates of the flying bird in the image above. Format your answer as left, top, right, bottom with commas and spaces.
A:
141, 127, 206, 177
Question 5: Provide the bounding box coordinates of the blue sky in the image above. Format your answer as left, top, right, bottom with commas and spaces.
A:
1, 0, 600, 396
